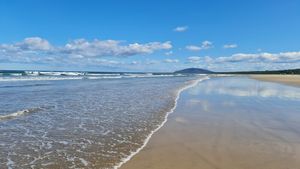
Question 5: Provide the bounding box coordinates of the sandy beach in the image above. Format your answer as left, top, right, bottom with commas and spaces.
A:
251, 75, 300, 87
121, 76, 300, 169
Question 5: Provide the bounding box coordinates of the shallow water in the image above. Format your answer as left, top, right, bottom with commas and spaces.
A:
0, 75, 199, 169
121, 76, 300, 169
183, 76, 300, 168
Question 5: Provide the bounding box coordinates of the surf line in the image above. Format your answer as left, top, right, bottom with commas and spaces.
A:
114, 75, 210, 169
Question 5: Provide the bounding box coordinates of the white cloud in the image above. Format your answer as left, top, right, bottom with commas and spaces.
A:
173, 26, 188, 32
62, 39, 172, 57
187, 51, 300, 63
223, 44, 237, 49
185, 51, 300, 71
146, 60, 160, 65
187, 56, 213, 64
186, 45, 201, 51
0, 37, 172, 65
21, 37, 52, 50
88, 59, 121, 65
215, 52, 300, 63
188, 56, 201, 63
201, 41, 213, 50
0, 37, 52, 53
165, 50, 173, 56
2, 37, 300, 72
186, 40, 213, 51
164, 59, 179, 63
131, 61, 139, 65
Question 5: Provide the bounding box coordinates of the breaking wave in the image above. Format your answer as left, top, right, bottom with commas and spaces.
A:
0, 70, 186, 81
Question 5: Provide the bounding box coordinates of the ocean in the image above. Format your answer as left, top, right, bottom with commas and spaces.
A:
0, 71, 206, 169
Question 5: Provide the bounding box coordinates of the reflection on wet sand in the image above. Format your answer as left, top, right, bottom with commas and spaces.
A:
121, 76, 300, 169
189, 76, 300, 100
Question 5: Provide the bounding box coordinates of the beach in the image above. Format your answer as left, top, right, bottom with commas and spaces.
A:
251, 75, 300, 87
2, 1, 300, 168
1, 74, 300, 169
121, 76, 300, 169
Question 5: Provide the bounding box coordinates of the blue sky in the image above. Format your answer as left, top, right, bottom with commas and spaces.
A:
1, 0, 300, 72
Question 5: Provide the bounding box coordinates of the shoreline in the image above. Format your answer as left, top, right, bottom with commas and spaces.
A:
120, 75, 300, 169
250, 74, 300, 87
114, 76, 209, 169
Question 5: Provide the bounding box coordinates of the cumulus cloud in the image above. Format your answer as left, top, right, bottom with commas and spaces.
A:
215, 52, 300, 63
0, 37, 52, 53
92, 59, 120, 65
186, 40, 213, 51
187, 56, 213, 64
223, 44, 237, 49
188, 56, 201, 63
0, 37, 172, 65
20, 37, 52, 50
173, 26, 188, 32
165, 50, 173, 56
164, 59, 179, 63
186, 51, 300, 71
186, 45, 201, 51
61, 39, 172, 57
187, 52, 300, 65
201, 41, 213, 49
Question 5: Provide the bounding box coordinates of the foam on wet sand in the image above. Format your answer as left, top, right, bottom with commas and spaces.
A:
121, 76, 300, 169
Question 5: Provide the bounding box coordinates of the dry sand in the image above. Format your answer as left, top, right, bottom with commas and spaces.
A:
121, 76, 300, 169
251, 74, 300, 87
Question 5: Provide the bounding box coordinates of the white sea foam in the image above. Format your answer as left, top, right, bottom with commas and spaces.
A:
85, 76, 123, 79
0, 108, 42, 121
87, 73, 121, 76
113, 75, 210, 169
7, 156, 14, 169
79, 158, 89, 166
0, 73, 186, 81
0, 76, 83, 82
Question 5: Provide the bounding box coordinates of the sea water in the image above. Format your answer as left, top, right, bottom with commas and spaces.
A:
0, 72, 204, 168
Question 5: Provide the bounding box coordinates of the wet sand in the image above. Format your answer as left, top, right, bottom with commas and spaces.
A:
121, 76, 300, 169
251, 74, 300, 87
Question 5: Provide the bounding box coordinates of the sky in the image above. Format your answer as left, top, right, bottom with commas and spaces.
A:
1, 0, 300, 72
